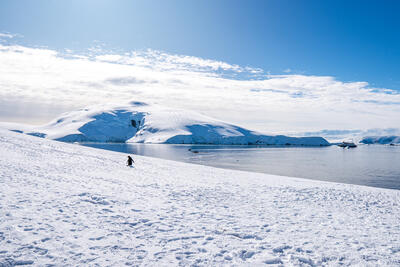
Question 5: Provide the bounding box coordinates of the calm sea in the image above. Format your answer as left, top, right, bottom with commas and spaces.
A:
80, 143, 400, 190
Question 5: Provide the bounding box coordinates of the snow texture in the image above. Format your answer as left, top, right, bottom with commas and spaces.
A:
1, 101, 329, 146
361, 136, 400, 145
1, 129, 399, 266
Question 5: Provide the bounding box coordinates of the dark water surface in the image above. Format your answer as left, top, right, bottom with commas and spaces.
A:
81, 143, 400, 190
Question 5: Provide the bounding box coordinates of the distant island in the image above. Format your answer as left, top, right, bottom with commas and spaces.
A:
1, 101, 330, 146
360, 136, 400, 145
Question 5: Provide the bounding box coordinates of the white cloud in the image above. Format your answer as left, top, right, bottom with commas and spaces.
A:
0, 33, 16, 39
283, 68, 292, 73
93, 49, 263, 78
0, 42, 399, 136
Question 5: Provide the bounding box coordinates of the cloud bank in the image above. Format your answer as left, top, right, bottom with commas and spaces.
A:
0, 40, 399, 139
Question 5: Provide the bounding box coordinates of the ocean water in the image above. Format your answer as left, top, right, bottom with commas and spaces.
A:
81, 143, 400, 190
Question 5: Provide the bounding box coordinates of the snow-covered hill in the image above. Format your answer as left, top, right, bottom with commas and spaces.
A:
1, 129, 399, 266
2, 101, 329, 145
361, 136, 400, 145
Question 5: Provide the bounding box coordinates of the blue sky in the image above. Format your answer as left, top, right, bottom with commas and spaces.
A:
1, 0, 400, 90
0, 0, 399, 138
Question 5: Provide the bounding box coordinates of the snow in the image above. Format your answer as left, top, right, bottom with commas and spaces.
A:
361, 136, 400, 145
1, 129, 399, 266
1, 101, 330, 146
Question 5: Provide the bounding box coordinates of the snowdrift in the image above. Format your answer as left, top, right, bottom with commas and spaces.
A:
3, 101, 330, 146
361, 136, 400, 145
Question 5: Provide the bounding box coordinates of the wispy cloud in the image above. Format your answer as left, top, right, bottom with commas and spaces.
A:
283, 68, 292, 73
0, 40, 399, 137
94, 49, 263, 78
105, 77, 153, 86
0, 32, 16, 39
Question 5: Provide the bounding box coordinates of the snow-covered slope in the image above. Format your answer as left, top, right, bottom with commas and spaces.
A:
361, 135, 400, 145
1, 129, 399, 266
2, 101, 329, 145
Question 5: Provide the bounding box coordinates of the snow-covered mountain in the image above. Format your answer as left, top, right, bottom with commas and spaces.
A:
3, 101, 330, 145
360, 136, 400, 145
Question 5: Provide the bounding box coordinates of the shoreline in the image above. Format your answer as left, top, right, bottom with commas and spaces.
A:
80, 141, 400, 191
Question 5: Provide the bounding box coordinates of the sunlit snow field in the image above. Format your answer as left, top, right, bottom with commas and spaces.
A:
1, 129, 400, 266
82, 143, 400, 190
